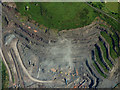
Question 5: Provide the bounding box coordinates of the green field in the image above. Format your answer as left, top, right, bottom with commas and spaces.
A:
16, 2, 96, 31
105, 2, 118, 13
102, 2, 119, 20
99, 41, 113, 69
95, 47, 108, 72
100, 31, 118, 59
15, 2, 119, 32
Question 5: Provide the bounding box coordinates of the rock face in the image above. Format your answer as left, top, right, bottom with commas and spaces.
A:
16, 21, 101, 88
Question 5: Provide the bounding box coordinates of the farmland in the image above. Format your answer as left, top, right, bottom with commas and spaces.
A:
105, 2, 118, 13
16, 2, 96, 31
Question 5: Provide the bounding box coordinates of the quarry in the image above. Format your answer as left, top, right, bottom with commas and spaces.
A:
1, 3, 120, 88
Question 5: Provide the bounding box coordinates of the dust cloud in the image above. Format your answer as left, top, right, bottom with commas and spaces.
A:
40, 38, 74, 72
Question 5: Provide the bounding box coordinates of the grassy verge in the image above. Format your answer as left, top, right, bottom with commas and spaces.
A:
100, 31, 118, 59
99, 24, 109, 29
15, 2, 96, 31
111, 32, 120, 55
95, 47, 108, 72
2, 62, 9, 88
93, 62, 107, 78
11, 70, 14, 83
99, 41, 113, 69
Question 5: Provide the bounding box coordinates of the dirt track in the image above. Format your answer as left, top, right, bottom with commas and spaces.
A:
10, 39, 66, 84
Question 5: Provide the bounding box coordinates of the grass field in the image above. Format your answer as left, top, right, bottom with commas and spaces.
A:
16, 2, 96, 31
95, 47, 108, 72
15, 2, 120, 33
99, 41, 113, 69
102, 2, 119, 20
105, 2, 118, 13
100, 31, 118, 59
